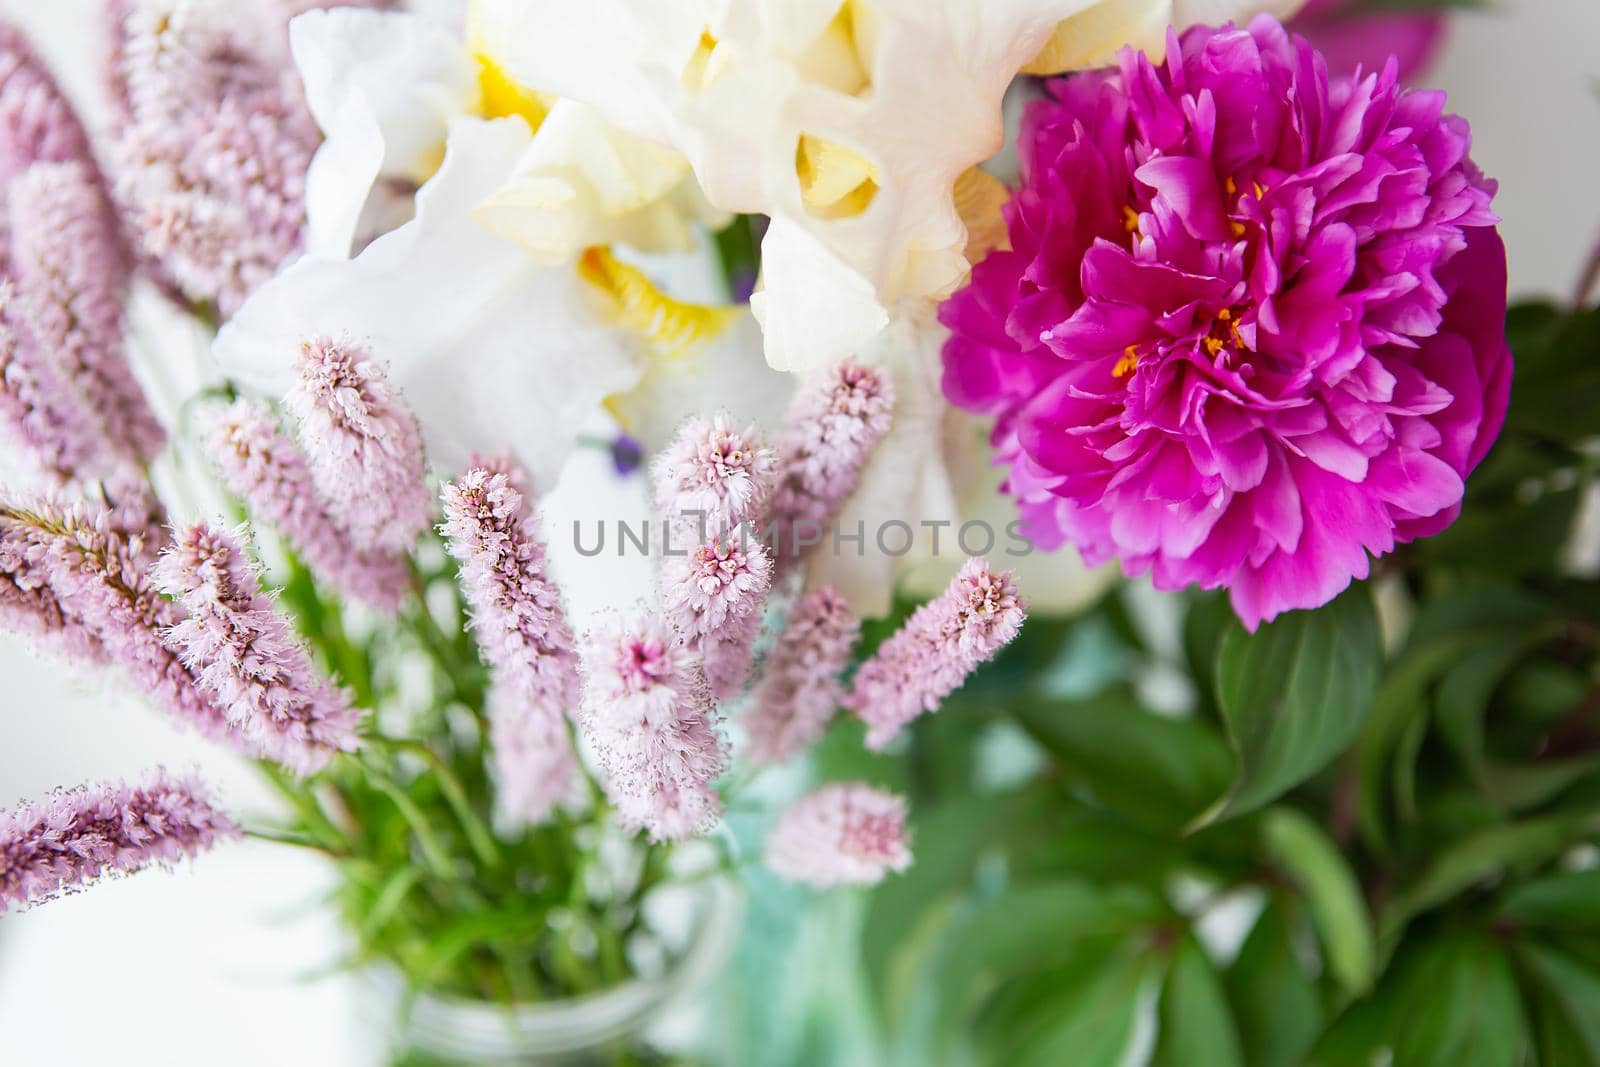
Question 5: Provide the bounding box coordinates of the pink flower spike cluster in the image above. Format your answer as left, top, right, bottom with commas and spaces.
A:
764, 782, 911, 889
205, 398, 408, 611
289, 336, 429, 554
0, 21, 163, 482
106, 0, 317, 316
0, 768, 237, 912
660, 524, 773, 699
849, 558, 1025, 750
744, 587, 859, 766
440, 466, 583, 826
154, 521, 361, 774
0, 495, 232, 743
578, 612, 727, 842
652, 415, 778, 534
769, 360, 894, 570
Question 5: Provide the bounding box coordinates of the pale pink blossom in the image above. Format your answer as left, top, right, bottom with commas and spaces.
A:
848, 558, 1025, 750
441, 466, 583, 825
106, 0, 318, 315
660, 524, 772, 699
205, 398, 407, 611
769, 360, 893, 569
578, 611, 726, 842
0, 768, 237, 912
0, 495, 232, 742
289, 335, 428, 553
744, 587, 858, 766
0, 283, 101, 481
651, 415, 778, 535
5, 160, 163, 469
765, 782, 911, 889
154, 521, 361, 774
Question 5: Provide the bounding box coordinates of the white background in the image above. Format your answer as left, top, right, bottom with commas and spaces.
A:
2, 1, 1598, 1063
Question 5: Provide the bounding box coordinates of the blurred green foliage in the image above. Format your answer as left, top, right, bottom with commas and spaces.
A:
752, 299, 1600, 1066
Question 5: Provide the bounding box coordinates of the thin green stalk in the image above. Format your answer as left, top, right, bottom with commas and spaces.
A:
371, 767, 458, 882
377, 739, 503, 871
244, 826, 350, 857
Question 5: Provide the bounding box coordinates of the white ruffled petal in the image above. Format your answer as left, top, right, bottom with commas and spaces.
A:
214, 117, 643, 488
750, 217, 889, 373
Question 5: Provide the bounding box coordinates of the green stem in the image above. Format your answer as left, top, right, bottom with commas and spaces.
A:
371, 767, 458, 882
244, 826, 349, 857
379, 738, 503, 872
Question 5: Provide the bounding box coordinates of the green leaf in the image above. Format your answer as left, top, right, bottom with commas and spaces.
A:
1380, 811, 1600, 947
1500, 869, 1600, 934
1261, 808, 1376, 994
931, 880, 1164, 1045
1008, 946, 1163, 1067
1012, 688, 1234, 831
1152, 935, 1242, 1067
1203, 588, 1381, 824
1225, 899, 1322, 1067
1310, 932, 1527, 1067
1517, 942, 1600, 1066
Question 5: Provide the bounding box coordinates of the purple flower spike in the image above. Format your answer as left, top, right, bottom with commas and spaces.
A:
0, 768, 237, 912
0, 495, 233, 742
7, 160, 164, 468
0, 19, 99, 187
206, 399, 409, 612
848, 558, 1024, 751
289, 336, 429, 554
769, 360, 893, 571
107, 0, 318, 316
652, 415, 778, 535
764, 782, 911, 889
661, 524, 773, 700
940, 16, 1509, 630
441, 466, 584, 826
154, 521, 362, 774
0, 284, 104, 481
578, 611, 726, 842
744, 587, 858, 766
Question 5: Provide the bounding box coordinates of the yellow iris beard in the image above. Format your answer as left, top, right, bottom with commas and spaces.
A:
579, 247, 736, 360
475, 50, 553, 131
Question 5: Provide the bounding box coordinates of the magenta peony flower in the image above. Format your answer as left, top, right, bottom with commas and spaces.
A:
941, 17, 1509, 629
1292, 0, 1447, 84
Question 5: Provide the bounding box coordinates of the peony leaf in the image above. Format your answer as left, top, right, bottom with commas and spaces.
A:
1261, 808, 1376, 995
1200, 587, 1381, 826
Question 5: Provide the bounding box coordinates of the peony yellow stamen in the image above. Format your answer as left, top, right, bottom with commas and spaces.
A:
796, 134, 880, 220
1122, 205, 1141, 235
578, 247, 736, 359
1114, 345, 1140, 378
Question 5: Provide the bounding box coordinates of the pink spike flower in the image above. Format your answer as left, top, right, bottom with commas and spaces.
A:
154, 521, 361, 774
652, 415, 778, 535
441, 467, 583, 826
107, 0, 317, 315
288, 336, 429, 553
661, 524, 773, 699
0, 19, 101, 187
744, 587, 859, 766
0, 511, 106, 664
0, 495, 232, 742
578, 612, 727, 842
5, 160, 164, 469
0, 283, 104, 481
0, 768, 237, 912
848, 558, 1025, 750
205, 398, 407, 611
769, 359, 893, 569
764, 782, 911, 889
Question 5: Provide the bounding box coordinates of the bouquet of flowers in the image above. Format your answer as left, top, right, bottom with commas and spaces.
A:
4, 0, 1597, 1065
